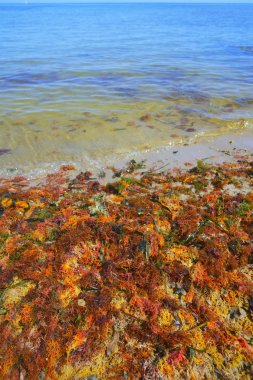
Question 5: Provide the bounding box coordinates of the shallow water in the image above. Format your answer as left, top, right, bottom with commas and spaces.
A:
0, 3, 253, 169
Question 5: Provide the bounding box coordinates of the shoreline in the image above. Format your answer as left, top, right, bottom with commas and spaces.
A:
0, 130, 252, 184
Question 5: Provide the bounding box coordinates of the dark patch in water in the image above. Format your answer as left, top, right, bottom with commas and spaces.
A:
186, 128, 196, 133
2, 72, 60, 86
239, 46, 253, 55
0, 149, 12, 156
106, 117, 119, 123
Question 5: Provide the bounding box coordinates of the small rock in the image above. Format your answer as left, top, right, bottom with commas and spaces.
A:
0, 307, 7, 315
229, 307, 239, 319
186, 128, 196, 133
98, 170, 106, 179
106, 348, 111, 357
39, 371, 45, 380
239, 308, 247, 318
77, 299, 86, 307
229, 307, 246, 319
174, 285, 186, 296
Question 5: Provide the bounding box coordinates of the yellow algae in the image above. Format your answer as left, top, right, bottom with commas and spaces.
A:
59, 286, 81, 308
1, 198, 12, 208
159, 195, 181, 220
206, 345, 224, 370
111, 294, 126, 310
188, 330, 206, 351
61, 256, 79, 273
158, 308, 174, 326
177, 310, 196, 330
15, 201, 29, 210
2, 278, 35, 307
32, 229, 47, 242
157, 357, 173, 378
67, 331, 87, 356
59, 365, 80, 380
157, 218, 171, 234
166, 245, 198, 267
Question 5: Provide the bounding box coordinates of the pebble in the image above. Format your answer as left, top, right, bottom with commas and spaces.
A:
39, 372, 45, 380
239, 308, 247, 318
77, 299, 86, 307
174, 285, 186, 296
229, 307, 247, 319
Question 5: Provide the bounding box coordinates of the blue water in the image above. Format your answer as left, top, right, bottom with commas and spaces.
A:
0, 3, 253, 166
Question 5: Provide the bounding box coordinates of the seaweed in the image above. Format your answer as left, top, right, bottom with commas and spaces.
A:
0, 158, 252, 379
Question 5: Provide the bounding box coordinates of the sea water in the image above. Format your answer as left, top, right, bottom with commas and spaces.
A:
0, 3, 253, 169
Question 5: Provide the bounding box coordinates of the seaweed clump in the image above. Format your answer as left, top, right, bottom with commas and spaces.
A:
0, 160, 252, 380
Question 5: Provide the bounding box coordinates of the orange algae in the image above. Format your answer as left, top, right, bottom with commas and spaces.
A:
0, 159, 252, 379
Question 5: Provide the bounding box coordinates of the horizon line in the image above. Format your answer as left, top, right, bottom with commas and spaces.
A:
1, 1, 253, 3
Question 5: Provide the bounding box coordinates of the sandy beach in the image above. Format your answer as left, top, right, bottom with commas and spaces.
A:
1, 3, 253, 379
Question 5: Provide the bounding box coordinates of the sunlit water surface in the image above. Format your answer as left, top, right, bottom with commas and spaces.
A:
0, 3, 253, 169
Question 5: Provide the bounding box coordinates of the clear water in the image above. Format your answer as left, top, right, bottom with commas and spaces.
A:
0, 3, 253, 168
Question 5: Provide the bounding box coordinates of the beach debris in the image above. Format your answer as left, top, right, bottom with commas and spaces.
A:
106, 117, 119, 123
0, 158, 252, 379
140, 114, 152, 122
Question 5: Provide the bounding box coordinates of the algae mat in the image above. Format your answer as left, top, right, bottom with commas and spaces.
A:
0, 159, 252, 379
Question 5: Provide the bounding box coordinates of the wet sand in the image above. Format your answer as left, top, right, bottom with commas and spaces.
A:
105, 131, 253, 174
0, 130, 252, 185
